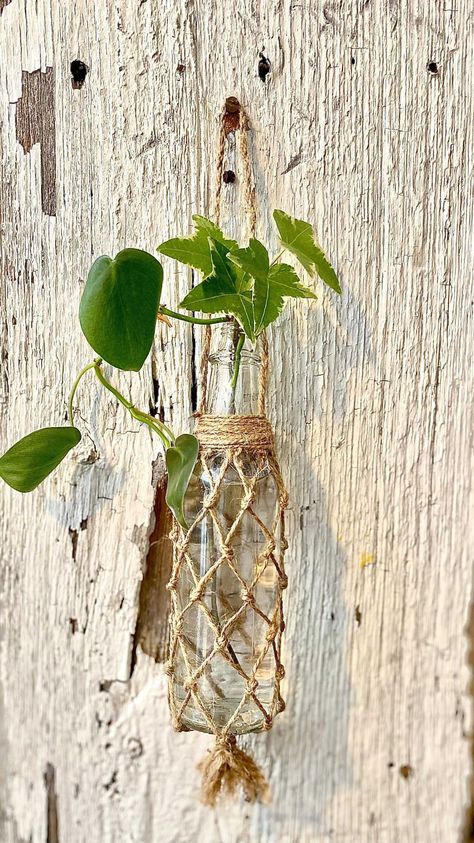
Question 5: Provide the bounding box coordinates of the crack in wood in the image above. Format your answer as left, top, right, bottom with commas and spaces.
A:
461, 598, 474, 841
15, 68, 56, 216
281, 148, 302, 175
69, 528, 79, 562
68, 518, 88, 563
130, 463, 172, 671
43, 763, 59, 843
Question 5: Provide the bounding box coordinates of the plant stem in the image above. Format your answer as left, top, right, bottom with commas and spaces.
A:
93, 361, 174, 449
230, 333, 245, 392
68, 360, 100, 426
69, 359, 175, 449
270, 249, 285, 266
158, 306, 229, 326
132, 407, 174, 444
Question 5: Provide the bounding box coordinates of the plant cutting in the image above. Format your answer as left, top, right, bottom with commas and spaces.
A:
0, 100, 340, 805
0, 210, 339, 526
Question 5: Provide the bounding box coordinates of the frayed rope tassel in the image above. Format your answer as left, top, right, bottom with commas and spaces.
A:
199, 735, 271, 807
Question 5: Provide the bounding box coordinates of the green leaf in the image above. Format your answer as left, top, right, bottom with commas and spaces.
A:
273, 209, 341, 293
0, 427, 81, 492
158, 216, 237, 277
79, 249, 163, 371
192, 216, 238, 252
253, 263, 318, 335
165, 434, 199, 530
230, 238, 318, 334
228, 238, 269, 283
180, 240, 255, 340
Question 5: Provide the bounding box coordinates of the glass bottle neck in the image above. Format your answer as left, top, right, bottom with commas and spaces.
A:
206, 323, 260, 416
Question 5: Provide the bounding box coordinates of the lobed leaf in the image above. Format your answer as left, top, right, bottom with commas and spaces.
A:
253, 263, 317, 335
79, 249, 163, 371
165, 434, 199, 530
0, 427, 81, 492
180, 240, 255, 340
273, 209, 341, 293
158, 216, 237, 278
229, 237, 318, 334
228, 238, 269, 283
192, 216, 238, 251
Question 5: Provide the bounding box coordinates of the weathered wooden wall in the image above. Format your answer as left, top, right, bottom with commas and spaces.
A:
1, 2, 472, 841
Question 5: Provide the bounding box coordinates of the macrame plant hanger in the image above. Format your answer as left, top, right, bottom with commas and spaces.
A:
166, 98, 289, 806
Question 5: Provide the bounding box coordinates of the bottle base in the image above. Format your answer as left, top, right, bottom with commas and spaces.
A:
175, 692, 268, 735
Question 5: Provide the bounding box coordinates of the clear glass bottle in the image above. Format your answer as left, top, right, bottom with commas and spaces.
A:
172, 324, 283, 735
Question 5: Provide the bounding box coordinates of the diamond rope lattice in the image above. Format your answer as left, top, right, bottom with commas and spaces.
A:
167, 444, 289, 740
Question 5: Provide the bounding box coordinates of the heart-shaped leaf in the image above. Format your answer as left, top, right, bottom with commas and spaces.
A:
165, 434, 199, 530
273, 209, 341, 293
0, 427, 81, 492
79, 249, 163, 371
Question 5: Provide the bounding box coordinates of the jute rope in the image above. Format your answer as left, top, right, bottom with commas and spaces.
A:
196, 415, 274, 451
167, 98, 288, 807
198, 98, 268, 417
167, 439, 289, 805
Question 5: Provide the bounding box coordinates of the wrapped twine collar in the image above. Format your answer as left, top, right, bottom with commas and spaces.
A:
194, 414, 274, 452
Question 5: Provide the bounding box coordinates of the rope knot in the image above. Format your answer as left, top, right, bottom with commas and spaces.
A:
241, 587, 255, 606
275, 664, 285, 680
276, 697, 286, 714
266, 623, 278, 642
216, 634, 228, 651
184, 678, 198, 692
246, 678, 258, 694
190, 585, 204, 601
217, 733, 236, 748
279, 574, 288, 590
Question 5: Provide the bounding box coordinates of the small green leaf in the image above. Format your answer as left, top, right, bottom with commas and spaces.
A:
273, 209, 341, 293
253, 263, 317, 335
165, 434, 199, 529
158, 216, 237, 277
79, 249, 163, 371
180, 240, 255, 340
0, 427, 81, 492
228, 238, 269, 283
192, 216, 238, 252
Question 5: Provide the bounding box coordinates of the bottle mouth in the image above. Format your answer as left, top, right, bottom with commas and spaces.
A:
209, 348, 260, 364
209, 322, 260, 363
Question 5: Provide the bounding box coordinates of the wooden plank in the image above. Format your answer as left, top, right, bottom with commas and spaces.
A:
0, 1, 472, 841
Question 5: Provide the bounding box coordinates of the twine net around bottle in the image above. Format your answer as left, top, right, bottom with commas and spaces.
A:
166, 413, 288, 805
166, 98, 289, 806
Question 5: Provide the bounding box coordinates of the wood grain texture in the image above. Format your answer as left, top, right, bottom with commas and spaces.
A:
0, 2, 472, 842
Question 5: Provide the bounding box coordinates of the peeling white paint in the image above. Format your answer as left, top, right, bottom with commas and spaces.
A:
0, 1, 472, 842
